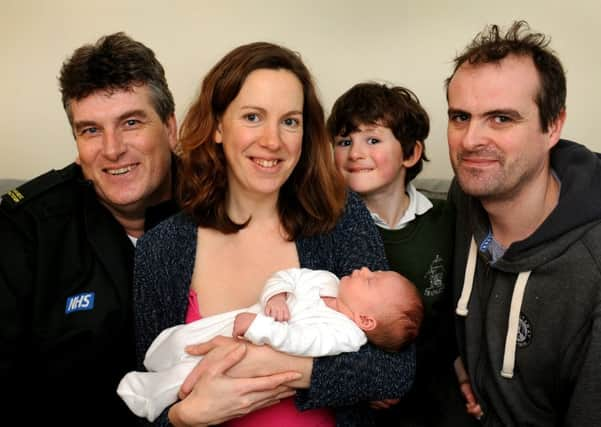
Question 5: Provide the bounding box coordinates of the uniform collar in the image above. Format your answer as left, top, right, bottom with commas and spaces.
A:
371, 182, 433, 230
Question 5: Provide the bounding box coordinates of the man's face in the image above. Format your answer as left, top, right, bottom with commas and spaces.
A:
447, 54, 563, 202
71, 86, 177, 217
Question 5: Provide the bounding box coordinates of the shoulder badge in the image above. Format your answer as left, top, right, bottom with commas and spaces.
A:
5, 188, 25, 204
1, 169, 66, 210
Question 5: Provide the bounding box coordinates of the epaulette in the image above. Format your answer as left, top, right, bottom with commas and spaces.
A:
1, 169, 67, 210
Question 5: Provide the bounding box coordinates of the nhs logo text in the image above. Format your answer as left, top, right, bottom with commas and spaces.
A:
65, 292, 95, 314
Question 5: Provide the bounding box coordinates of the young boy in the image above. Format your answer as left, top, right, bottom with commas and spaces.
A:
118, 267, 423, 422
328, 83, 479, 426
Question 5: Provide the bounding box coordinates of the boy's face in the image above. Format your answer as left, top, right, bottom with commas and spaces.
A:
333, 124, 408, 197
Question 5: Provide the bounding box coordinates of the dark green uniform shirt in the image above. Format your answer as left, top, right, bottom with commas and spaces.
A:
375, 199, 479, 427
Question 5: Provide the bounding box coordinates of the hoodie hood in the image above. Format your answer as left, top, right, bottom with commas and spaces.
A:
462, 140, 601, 273
503, 140, 601, 264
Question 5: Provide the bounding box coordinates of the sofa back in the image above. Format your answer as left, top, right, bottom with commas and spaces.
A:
0, 179, 24, 195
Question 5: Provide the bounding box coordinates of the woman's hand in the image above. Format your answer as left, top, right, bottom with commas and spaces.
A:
168, 341, 300, 427
180, 336, 312, 401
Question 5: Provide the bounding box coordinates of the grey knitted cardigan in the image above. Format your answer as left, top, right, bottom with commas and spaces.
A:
133, 191, 416, 426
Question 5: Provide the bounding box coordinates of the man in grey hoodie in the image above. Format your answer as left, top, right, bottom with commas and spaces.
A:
446, 20, 601, 426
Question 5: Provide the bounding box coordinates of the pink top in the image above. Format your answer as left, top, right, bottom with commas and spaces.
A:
185, 290, 335, 427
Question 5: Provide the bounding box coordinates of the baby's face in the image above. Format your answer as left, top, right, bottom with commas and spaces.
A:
337, 267, 403, 316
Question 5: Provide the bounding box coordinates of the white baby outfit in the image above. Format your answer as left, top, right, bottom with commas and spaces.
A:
117, 268, 366, 421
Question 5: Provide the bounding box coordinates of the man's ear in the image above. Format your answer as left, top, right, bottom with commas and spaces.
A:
402, 141, 423, 168
547, 109, 567, 150
356, 314, 377, 332
166, 114, 178, 151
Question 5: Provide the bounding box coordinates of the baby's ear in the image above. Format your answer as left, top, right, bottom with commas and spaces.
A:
357, 314, 377, 332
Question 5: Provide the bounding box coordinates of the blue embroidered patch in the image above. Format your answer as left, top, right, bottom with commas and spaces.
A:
65, 292, 95, 314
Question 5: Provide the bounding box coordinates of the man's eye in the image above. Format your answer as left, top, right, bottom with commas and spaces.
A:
451, 113, 469, 122
125, 119, 140, 126
81, 127, 98, 135
494, 116, 511, 124
336, 139, 351, 147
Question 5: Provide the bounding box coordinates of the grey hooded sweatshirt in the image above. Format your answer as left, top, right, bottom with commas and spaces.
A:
450, 139, 601, 426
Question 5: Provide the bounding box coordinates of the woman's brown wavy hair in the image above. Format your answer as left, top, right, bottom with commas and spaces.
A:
177, 42, 346, 239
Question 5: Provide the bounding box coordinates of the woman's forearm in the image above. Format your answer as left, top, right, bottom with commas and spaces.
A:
183, 336, 414, 410
296, 343, 416, 409
225, 342, 313, 388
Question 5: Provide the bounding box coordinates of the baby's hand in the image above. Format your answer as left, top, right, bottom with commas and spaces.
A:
233, 312, 257, 338
265, 293, 290, 321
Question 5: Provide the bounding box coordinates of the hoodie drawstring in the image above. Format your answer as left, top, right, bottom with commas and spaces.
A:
455, 235, 532, 379
500, 270, 531, 378
456, 237, 478, 316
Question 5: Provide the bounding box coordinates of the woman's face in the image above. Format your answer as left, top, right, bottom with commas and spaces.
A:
214, 68, 304, 203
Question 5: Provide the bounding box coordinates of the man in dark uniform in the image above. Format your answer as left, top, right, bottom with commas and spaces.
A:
0, 33, 178, 425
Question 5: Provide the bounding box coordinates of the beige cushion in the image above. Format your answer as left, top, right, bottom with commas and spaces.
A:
413, 178, 451, 200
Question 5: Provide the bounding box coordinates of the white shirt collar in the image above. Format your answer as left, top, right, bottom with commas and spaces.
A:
128, 235, 138, 246
370, 182, 433, 230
